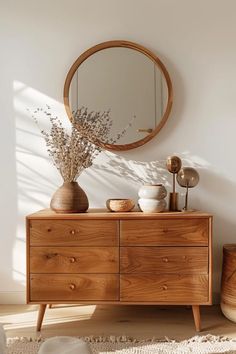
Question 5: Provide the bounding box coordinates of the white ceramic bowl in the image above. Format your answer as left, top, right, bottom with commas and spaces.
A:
138, 198, 166, 213
138, 184, 167, 200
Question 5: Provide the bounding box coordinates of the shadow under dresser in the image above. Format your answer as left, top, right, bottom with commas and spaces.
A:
26, 209, 213, 331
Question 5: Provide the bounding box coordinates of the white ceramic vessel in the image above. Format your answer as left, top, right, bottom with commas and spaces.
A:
138, 198, 166, 213
138, 184, 167, 200
138, 184, 167, 213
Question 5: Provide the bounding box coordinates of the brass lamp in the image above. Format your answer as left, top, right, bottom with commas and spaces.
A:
166, 156, 182, 211
177, 167, 199, 211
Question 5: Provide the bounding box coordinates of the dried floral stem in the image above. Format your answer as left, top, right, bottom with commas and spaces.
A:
31, 106, 132, 182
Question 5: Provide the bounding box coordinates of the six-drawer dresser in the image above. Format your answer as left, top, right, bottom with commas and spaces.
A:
26, 209, 213, 331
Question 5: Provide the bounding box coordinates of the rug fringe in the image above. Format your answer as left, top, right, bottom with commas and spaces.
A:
6, 334, 236, 345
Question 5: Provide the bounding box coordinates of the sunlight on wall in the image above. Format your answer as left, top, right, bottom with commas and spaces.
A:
13, 81, 65, 288
11, 80, 236, 302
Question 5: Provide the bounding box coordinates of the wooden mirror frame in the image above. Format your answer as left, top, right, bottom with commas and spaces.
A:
63, 40, 173, 151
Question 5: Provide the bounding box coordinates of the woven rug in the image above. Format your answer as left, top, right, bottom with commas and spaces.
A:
6, 335, 236, 354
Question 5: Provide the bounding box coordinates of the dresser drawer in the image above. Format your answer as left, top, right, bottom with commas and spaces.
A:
30, 247, 119, 273
120, 219, 208, 246
120, 274, 208, 303
29, 220, 118, 246
120, 247, 208, 274
30, 274, 119, 301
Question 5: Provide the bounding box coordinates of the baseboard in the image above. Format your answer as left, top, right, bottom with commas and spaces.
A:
0, 291, 25, 304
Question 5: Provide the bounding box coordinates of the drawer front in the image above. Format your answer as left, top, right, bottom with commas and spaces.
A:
30, 247, 119, 274
120, 219, 209, 246
30, 274, 119, 301
120, 247, 208, 274
30, 220, 118, 246
120, 274, 208, 303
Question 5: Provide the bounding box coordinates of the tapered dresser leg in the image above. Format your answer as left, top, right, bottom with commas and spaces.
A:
37, 304, 47, 331
192, 305, 201, 332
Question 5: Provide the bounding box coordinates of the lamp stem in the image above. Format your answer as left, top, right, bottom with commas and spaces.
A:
173, 173, 175, 194
184, 183, 189, 210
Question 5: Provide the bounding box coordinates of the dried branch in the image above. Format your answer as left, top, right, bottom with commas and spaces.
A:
31, 106, 132, 182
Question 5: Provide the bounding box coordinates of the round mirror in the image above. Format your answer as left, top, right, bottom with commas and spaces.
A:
64, 40, 173, 151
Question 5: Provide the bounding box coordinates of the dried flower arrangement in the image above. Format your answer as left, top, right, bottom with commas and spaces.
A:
72, 106, 134, 146
32, 106, 133, 213
32, 106, 132, 182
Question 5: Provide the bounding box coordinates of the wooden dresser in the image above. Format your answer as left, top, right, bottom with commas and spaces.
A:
26, 209, 212, 331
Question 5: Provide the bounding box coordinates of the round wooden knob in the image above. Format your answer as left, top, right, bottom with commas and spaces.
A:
70, 257, 76, 263
162, 285, 168, 290
70, 230, 76, 235
163, 228, 169, 234
69, 283, 76, 290
162, 257, 169, 263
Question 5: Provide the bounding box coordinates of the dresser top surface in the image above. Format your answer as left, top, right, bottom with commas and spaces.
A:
27, 208, 212, 220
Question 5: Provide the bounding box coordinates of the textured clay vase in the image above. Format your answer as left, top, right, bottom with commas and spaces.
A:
50, 181, 89, 213
221, 244, 236, 322
138, 184, 167, 213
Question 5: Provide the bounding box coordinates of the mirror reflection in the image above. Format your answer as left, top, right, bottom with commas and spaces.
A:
69, 47, 168, 145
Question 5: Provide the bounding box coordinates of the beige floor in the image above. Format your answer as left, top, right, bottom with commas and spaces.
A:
0, 304, 235, 341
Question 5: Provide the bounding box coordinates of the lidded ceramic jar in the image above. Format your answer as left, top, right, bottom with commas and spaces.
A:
138, 184, 167, 213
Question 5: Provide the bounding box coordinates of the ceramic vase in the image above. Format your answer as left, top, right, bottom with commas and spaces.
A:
50, 181, 89, 213
138, 184, 167, 213
221, 245, 236, 323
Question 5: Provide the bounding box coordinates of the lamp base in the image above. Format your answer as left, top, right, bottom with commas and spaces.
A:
169, 192, 179, 212
181, 208, 196, 213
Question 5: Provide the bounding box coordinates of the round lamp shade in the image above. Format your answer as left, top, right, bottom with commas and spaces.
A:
177, 167, 199, 188
166, 156, 182, 174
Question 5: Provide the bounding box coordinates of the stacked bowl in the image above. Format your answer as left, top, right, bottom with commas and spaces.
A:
138, 184, 167, 213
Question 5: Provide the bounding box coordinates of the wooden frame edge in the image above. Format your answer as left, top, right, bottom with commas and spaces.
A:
63, 40, 173, 151
26, 217, 30, 304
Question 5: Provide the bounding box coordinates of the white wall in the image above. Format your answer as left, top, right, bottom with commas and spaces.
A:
1, 0, 236, 303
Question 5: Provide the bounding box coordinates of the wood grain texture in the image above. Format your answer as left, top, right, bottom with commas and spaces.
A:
208, 216, 213, 304
120, 274, 209, 303
27, 209, 212, 220
120, 219, 208, 246
120, 247, 208, 274
192, 305, 201, 332
36, 304, 47, 332
26, 219, 31, 304
30, 247, 119, 274
30, 274, 119, 301
26, 209, 212, 331
221, 244, 236, 306
30, 219, 118, 246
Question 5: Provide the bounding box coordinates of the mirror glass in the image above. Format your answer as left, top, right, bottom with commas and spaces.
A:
65, 41, 172, 150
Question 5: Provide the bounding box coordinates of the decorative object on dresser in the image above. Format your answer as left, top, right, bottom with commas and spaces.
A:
50, 181, 89, 214
106, 199, 135, 212
138, 184, 167, 213
166, 156, 182, 211
221, 244, 236, 322
26, 209, 212, 332
177, 167, 199, 211
32, 107, 129, 213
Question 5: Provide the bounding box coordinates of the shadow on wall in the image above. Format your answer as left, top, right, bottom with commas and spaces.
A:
12, 81, 236, 303
92, 150, 236, 302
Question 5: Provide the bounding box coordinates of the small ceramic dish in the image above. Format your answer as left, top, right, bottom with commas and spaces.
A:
106, 199, 135, 212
